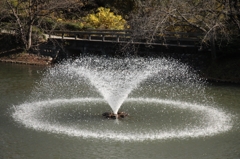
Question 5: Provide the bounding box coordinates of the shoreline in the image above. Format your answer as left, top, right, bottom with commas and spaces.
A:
0, 52, 53, 66
0, 58, 51, 66
205, 77, 240, 84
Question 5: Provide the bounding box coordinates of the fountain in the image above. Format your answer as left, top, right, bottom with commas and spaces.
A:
12, 56, 233, 141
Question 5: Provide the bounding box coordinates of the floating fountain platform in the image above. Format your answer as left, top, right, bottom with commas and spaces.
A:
102, 111, 128, 119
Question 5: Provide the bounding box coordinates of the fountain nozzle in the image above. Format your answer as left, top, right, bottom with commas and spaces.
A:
102, 111, 128, 119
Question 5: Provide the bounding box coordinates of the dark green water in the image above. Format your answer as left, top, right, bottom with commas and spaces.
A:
0, 62, 240, 159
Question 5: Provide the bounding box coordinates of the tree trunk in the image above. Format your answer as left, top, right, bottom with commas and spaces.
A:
6, 0, 28, 50
27, 24, 33, 50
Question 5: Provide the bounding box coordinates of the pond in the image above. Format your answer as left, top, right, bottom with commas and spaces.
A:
0, 61, 240, 159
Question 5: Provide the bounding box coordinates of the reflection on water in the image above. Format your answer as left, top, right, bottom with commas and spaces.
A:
0, 62, 240, 159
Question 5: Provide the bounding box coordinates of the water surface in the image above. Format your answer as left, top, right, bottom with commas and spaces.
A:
0, 62, 240, 159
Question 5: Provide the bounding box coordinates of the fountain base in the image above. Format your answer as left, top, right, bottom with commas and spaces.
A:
102, 111, 128, 119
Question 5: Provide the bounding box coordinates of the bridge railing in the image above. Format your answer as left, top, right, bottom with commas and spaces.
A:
46, 30, 132, 42
45, 30, 203, 47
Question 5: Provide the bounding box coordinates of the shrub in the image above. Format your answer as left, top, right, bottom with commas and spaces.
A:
82, 7, 127, 30
64, 22, 83, 31
40, 18, 59, 30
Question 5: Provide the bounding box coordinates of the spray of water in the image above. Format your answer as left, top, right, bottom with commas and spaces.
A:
12, 56, 233, 141
30, 56, 204, 114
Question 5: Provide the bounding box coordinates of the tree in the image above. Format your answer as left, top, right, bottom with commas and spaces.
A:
128, 0, 240, 59
220, 0, 240, 32
2, 0, 84, 51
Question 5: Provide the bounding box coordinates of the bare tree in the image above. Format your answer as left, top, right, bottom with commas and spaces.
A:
128, 0, 239, 59
222, 0, 240, 32
0, 0, 8, 23
3, 0, 84, 51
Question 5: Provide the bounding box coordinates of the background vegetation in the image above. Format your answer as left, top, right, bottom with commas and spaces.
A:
0, 0, 239, 82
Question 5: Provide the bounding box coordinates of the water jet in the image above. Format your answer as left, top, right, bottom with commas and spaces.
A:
12, 56, 233, 141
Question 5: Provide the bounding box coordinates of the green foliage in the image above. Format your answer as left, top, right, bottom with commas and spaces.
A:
32, 26, 45, 41
40, 18, 58, 30
8, 0, 18, 7
82, 7, 127, 30
32, 26, 42, 34
63, 22, 83, 31
0, 22, 16, 30
40, 18, 83, 31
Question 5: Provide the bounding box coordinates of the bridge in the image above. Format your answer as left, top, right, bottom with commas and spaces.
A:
41, 30, 207, 58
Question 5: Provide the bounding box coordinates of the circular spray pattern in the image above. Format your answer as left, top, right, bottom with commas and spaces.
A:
12, 98, 232, 141
12, 56, 233, 141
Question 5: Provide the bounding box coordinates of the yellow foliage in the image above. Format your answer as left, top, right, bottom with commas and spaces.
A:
9, 0, 18, 7
82, 7, 127, 30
